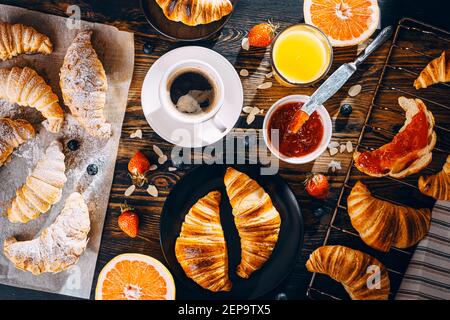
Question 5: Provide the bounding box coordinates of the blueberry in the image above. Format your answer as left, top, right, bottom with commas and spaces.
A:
87, 164, 98, 176
67, 139, 80, 151
340, 104, 353, 116
313, 207, 326, 218
275, 293, 287, 300
143, 42, 153, 54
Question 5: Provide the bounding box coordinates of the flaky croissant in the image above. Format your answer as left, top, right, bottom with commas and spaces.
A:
0, 22, 52, 61
306, 246, 390, 300
0, 67, 64, 133
354, 97, 436, 178
155, 0, 233, 26
175, 191, 232, 292
60, 30, 110, 138
224, 167, 281, 279
0, 118, 35, 167
347, 181, 430, 252
419, 155, 450, 200
4, 192, 90, 275
8, 141, 67, 223
414, 51, 450, 89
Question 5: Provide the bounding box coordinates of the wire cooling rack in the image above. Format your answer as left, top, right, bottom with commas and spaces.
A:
307, 18, 450, 300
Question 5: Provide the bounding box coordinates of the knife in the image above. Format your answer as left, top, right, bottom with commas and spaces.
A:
288, 26, 394, 134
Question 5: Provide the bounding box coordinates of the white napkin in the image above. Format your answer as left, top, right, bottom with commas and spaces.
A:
396, 201, 450, 300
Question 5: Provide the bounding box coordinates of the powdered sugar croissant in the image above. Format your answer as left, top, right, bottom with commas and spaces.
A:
306, 245, 390, 300
414, 51, 450, 89
8, 141, 67, 223
0, 118, 35, 167
419, 155, 450, 200
155, 0, 233, 26
175, 191, 232, 292
347, 181, 430, 252
224, 167, 281, 279
0, 22, 52, 61
4, 192, 90, 275
0, 67, 64, 133
60, 30, 110, 138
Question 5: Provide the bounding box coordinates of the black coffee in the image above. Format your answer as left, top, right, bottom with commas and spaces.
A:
169, 71, 214, 109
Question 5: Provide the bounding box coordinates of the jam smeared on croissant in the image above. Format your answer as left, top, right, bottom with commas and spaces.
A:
354, 97, 436, 178
175, 191, 232, 292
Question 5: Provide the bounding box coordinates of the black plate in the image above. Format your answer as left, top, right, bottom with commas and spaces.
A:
140, 0, 238, 41
160, 164, 304, 299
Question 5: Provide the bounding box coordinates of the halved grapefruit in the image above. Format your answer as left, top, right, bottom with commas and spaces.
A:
95, 253, 176, 300
304, 0, 380, 47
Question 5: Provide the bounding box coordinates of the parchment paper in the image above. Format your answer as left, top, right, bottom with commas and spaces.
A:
0, 4, 134, 299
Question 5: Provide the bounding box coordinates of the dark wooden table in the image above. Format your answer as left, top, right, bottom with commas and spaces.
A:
0, 0, 448, 300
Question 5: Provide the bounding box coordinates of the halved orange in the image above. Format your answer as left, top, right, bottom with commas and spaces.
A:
304, 0, 380, 47
95, 254, 176, 300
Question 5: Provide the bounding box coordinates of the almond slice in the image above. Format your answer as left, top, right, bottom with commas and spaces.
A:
158, 155, 168, 165
241, 37, 250, 51
153, 145, 164, 158
168, 167, 177, 172
348, 84, 362, 97
124, 185, 136, 197
246, 113, 256, 125
149, 164, 158, 171
339, 144, 346, 153
147, 185, 158, 197
329, 147, 338, 156
265, 71, 273, 78
130, 129, 142, 139
243, 106, 254, 113
328, 141, 340, 149
257, 82, 273, 90
240, 69, 249, 77
346, 141, 354, 153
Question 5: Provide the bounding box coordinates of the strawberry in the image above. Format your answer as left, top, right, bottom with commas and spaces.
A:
118, 204, 139, 238
305, 173, 330, 199
128, 151, 150, 187
248, 21, 278, 48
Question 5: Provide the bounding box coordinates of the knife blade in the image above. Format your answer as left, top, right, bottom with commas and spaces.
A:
288, 26, 393, 134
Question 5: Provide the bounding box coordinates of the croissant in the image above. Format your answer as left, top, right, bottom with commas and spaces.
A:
224, 167, 281, 279
155, 0, 233, 26
60, 30, 110, 138
414, 51, 450, 89
354, 97, 436, 178
175, 191, 232, 292
306, 245, 390, 300
4, 192, 90, 275
347, 181, 430, 252
0, 22, 52, 61
0, 118, 35, 167
8, 141, 67, 223
418, 155, 450, 200
0, 67, 64, 133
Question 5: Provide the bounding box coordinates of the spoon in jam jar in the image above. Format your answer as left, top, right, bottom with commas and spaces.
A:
287, 26, 393, 134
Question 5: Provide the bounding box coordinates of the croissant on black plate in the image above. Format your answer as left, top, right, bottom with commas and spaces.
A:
224, 167, 281, 279
175, 191, 232, 292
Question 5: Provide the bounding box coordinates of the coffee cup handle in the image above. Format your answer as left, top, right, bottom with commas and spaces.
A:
212, 113, 227, 133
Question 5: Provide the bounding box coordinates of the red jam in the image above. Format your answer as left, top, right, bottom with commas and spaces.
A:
356, 107, 429, 174
268, 102, 324, 158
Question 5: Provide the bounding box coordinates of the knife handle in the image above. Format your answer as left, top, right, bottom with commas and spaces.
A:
355, 26, 393, 66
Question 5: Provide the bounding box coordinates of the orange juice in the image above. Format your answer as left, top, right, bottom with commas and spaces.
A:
271, 24, 332, 86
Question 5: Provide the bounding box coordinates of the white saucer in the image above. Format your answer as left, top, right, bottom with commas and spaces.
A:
141, 46, 243, 148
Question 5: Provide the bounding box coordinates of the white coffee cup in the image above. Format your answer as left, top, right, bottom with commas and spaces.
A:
159, 59, 226, 130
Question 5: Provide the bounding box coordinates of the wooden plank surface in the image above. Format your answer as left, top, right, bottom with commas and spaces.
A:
0, 0, 447, 300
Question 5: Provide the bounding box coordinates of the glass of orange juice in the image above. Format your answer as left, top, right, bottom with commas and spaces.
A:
271, 24, 333, 87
